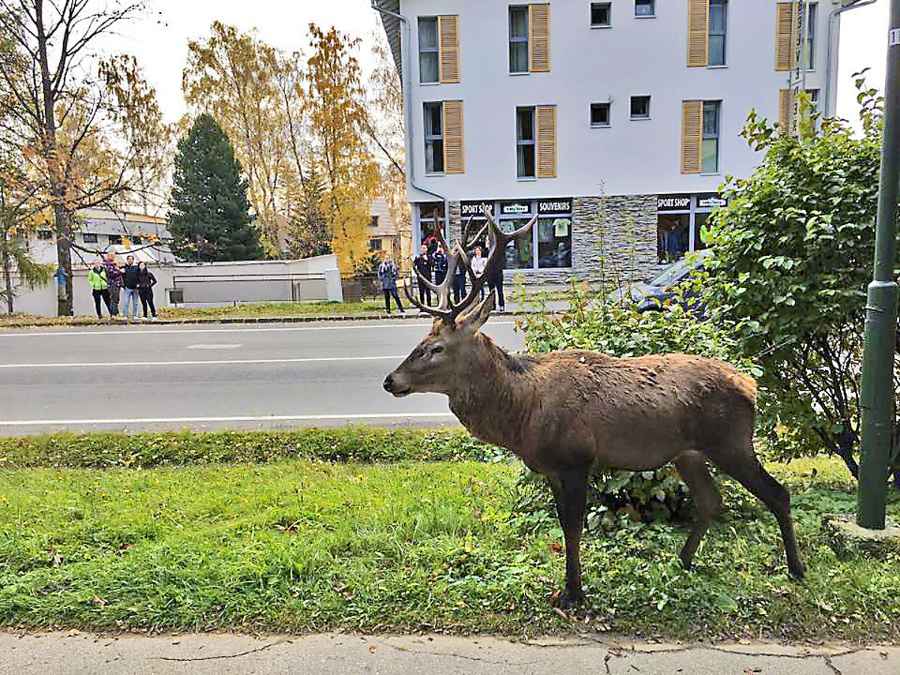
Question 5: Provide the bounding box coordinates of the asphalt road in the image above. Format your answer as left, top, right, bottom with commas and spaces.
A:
0, 319, 525, 435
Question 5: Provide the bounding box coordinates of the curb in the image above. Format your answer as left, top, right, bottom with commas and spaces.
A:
0, 310, 537, 330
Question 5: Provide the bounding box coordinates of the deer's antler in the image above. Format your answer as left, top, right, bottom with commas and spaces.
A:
406, 204, 537, 324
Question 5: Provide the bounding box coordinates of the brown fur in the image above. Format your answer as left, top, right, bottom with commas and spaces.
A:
384, 302, 805, 606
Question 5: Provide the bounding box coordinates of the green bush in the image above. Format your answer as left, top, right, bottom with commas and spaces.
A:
515, 284, 755, 528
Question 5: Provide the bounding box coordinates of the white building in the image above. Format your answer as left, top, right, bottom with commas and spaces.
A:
25, 207, 175, 267
373, 0, 857, 282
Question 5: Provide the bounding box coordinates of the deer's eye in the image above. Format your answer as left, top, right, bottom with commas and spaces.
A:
430, 345, 445, 356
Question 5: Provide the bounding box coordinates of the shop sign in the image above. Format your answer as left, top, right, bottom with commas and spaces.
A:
697, 193, 727, 209
538, 198, 572, 215
500, 200, 531, 216
461, 201, 492, 218
657, 194, 691, 211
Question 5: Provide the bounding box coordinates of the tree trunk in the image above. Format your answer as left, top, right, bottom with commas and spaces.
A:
54, 206, 73, 316
2, 231, 13, 314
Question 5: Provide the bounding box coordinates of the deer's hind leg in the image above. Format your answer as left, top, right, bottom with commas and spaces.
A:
674, 451, 723, 570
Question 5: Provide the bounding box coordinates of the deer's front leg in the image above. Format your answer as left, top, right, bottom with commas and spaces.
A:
549, 467, 589, 607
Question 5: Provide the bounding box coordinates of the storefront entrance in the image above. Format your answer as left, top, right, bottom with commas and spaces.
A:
656, 193, 725, 262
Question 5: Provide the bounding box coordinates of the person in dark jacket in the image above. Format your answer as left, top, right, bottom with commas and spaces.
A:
102, 252, 122, 316
487, 243, 506, 311
377, 252, 404, 314
451, 245, 466, 303
413, 244, 433, 305
432, 245, 448, 285
137, 261, 157, 321
120, 254, 140, 321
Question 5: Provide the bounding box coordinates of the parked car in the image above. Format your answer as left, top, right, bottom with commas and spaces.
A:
608, 248, 713, 313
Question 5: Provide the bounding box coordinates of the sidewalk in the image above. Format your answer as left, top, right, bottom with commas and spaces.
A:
1, 631, 895, 675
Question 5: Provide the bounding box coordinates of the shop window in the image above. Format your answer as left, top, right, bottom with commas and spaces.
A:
37, 229, 53, 240
419, 202, 445, 254
82, 232, 98, 243
499, 217, 534, 269
108, 234, 122, 245
537, 216, 571, 268
693, 213, 711, 249
657, 214, 689, 263
131, 235, 143, 245
591, 2, 611, 27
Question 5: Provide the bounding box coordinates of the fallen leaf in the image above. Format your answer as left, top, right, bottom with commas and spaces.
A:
548, 542, 562, 553
171, 639, 180, 645
368, 645, 376, 654
553, 607, 568, 620
67, 629, 80, 637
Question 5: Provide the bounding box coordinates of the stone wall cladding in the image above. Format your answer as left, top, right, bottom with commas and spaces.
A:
447, 201, 462, 247
501, 194, 659, 285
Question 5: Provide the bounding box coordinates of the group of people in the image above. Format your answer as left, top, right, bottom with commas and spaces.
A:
376, 237, 507, 315
87, 253, 158, 321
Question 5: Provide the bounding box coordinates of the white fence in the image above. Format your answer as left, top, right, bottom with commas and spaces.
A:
8, 255, 343, 316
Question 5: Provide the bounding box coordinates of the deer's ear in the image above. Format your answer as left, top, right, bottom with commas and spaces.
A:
456, 291, 495, 332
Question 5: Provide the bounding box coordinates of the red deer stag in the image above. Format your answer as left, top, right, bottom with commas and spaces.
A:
383, 210, 805, 607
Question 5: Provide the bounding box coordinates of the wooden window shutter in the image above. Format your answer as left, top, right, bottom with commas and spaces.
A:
778, 89, 795, 135
686, 0, 709, 67
438, 15, 460, 83
681, 100, 702, 174
775, 2, 797, 71
528, 4, 550, 73
536, 104, 557, 178
442, 100, 464, 174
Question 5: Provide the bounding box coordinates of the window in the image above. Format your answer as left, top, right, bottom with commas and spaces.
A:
708, 0, 727, 66
804, 3, 817, 70
701, 101, 720, 173
630, 96, 650, 119
424, 102, 444, 173
635, 0, 654, 16
509, 6, 529, 73
369, 238, 383, 251
509, 4, 550, 73
516, 107, 536, 178
82, 232, 98, 244
418, 18, 439, 83
537, 215, 571, 268
591, 2, 611, 27
590, 102, 610, 127
131, 235, 142, 245
108, 234, 122, 245
370, 216, 380, 228
37, 229, 52, 240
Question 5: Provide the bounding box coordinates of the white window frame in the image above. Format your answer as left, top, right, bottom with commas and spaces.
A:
701, 100, 721, 175
516, 106, 537, 179
509, 5, 529, 74
590, 2, 612, 27
634, 0, 654, 18
630, 95, 651, 120
424, 102, 444, 174
707, 0, 727, 67
590, 102, 611, 127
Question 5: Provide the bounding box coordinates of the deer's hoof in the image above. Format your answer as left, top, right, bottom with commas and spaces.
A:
554, 589, 585, 608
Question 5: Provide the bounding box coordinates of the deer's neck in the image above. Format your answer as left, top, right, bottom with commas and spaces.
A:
447, 335, 536, 451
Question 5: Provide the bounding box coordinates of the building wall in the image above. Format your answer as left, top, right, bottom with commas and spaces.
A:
402, 0, 832, 202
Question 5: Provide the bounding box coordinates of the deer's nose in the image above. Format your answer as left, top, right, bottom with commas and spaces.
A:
383, 374, 394, 392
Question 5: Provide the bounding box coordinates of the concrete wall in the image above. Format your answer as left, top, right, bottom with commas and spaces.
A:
9, 254, 343, 316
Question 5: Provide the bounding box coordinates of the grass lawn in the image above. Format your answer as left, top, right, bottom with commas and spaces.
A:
0, 300, 389, 328
1, 432, 899, 640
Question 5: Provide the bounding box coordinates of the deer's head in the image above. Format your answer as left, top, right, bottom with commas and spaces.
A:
383, 206, 534, 398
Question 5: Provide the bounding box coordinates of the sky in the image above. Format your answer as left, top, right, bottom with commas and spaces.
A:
112, 0, 890, 127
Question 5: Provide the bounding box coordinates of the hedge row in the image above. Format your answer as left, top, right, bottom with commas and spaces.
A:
0, 427, 502, 469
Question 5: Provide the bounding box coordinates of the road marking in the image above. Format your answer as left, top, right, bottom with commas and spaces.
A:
0, 321, 516, 338
186, 344, 244, 350
0, 355, 408, 369
0, 412, 457, 427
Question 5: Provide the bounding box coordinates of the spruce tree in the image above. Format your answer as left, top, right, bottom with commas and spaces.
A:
167, 114, 262, 261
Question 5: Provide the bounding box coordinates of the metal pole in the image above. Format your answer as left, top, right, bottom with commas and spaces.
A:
857, 0, 900, 530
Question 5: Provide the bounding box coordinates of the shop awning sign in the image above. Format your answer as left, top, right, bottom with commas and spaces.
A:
538, 199, 572, 215
500, 201, 531, 216
698, 194, 727, 209
657, 194, 691, 211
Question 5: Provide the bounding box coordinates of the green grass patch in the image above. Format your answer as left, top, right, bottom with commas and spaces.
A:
157, 300, 385, 319
1, 451, 899, 640
0, 428, 497, 469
